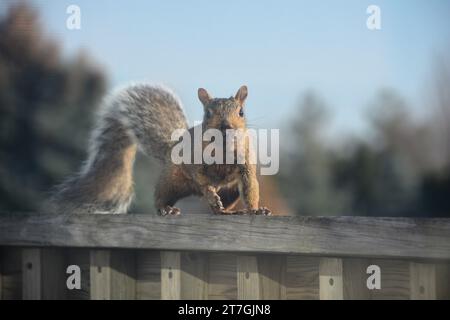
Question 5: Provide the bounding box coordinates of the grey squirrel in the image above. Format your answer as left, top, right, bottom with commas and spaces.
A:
48, 84, 270, 215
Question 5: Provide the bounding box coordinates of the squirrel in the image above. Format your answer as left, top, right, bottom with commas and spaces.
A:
48, 84, 271, 216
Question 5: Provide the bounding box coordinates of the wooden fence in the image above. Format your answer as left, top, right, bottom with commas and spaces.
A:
0, 213, 449, 300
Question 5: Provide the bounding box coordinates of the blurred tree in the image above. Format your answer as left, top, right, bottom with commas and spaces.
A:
280, 87, 450, 217
431, 55, 450, 167
352, 89, 421, 216
419, 54, 450, 216
278, 91, 349, 215
420, 170, 450, 216
0, 3, 107, 212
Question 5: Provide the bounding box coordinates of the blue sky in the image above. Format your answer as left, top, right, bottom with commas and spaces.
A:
4, 0, 450, 136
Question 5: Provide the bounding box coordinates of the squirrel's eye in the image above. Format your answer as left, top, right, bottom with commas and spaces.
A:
239, 108, 244, 117
206, 109, 213, 118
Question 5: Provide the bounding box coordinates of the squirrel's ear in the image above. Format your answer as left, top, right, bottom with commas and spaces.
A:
198, 88, 212, 107
235, 85, 248, 105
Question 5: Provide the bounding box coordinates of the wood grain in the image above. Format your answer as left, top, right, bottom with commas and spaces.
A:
319, 258, 344, 300
0, 248, 2, 300
181, 252, 208, 299
237, 255, 260, 299
208, 253, 237, 300
370, 259, 410, 300
22, 248, 41, 300
160, 251, 180, 300
258, 255, 286, 299
1, 214, 450, 259
410, 262, 436, 300
0, 247, 22, 299
285, 255, 319, 299
66, 249, 90, 299
90, 250, 135, 300
136, 250, 161, 300
90, 250, 111, 300
40, 248, 67, 299
343, 258, 371, 299
436, 264, 450, 300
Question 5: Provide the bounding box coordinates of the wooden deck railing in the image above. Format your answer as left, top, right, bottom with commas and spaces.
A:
0, 213, 449, 300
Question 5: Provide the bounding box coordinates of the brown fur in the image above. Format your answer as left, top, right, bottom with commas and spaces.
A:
97, 144, 136, 202
156, 86, 270, 215
49, 84, 269, 215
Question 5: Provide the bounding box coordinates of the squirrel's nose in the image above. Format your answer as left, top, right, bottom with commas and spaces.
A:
220, 121, 233, 131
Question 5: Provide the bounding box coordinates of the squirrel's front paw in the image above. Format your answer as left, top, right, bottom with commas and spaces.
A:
158, 206, 181, 216
249, 207, 272, 216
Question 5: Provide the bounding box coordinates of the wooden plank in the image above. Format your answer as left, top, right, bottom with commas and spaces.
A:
410, 262, 436, 300
181, 252, 208, 299
319, 258, 344, 300
258, 255, 286, 299
343, 258, 371, 299
0, 248, 3, 299
370, 259, 409, 300
90, 250, 135, 300
436, 264, 450, 300
22, 248, 41, 300
41, 248, 66, 299
66, 249, 90, 300
160, 251, 180, 300
90, 250, 110, 300
208, 253, 237, 300
0, 247, 22, 299
21, 248, 68, 300
110, 250, 135, 299
237, 255, 260, 299
285, 256, 319, 300
1, 214, 450, 260
136, 250, 161, 300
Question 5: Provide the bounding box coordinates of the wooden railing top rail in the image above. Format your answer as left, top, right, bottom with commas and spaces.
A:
0, 213, 449, 260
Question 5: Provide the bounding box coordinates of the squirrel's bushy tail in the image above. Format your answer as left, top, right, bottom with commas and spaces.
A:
46, 84, 188, 214
95, 84, 189, 162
